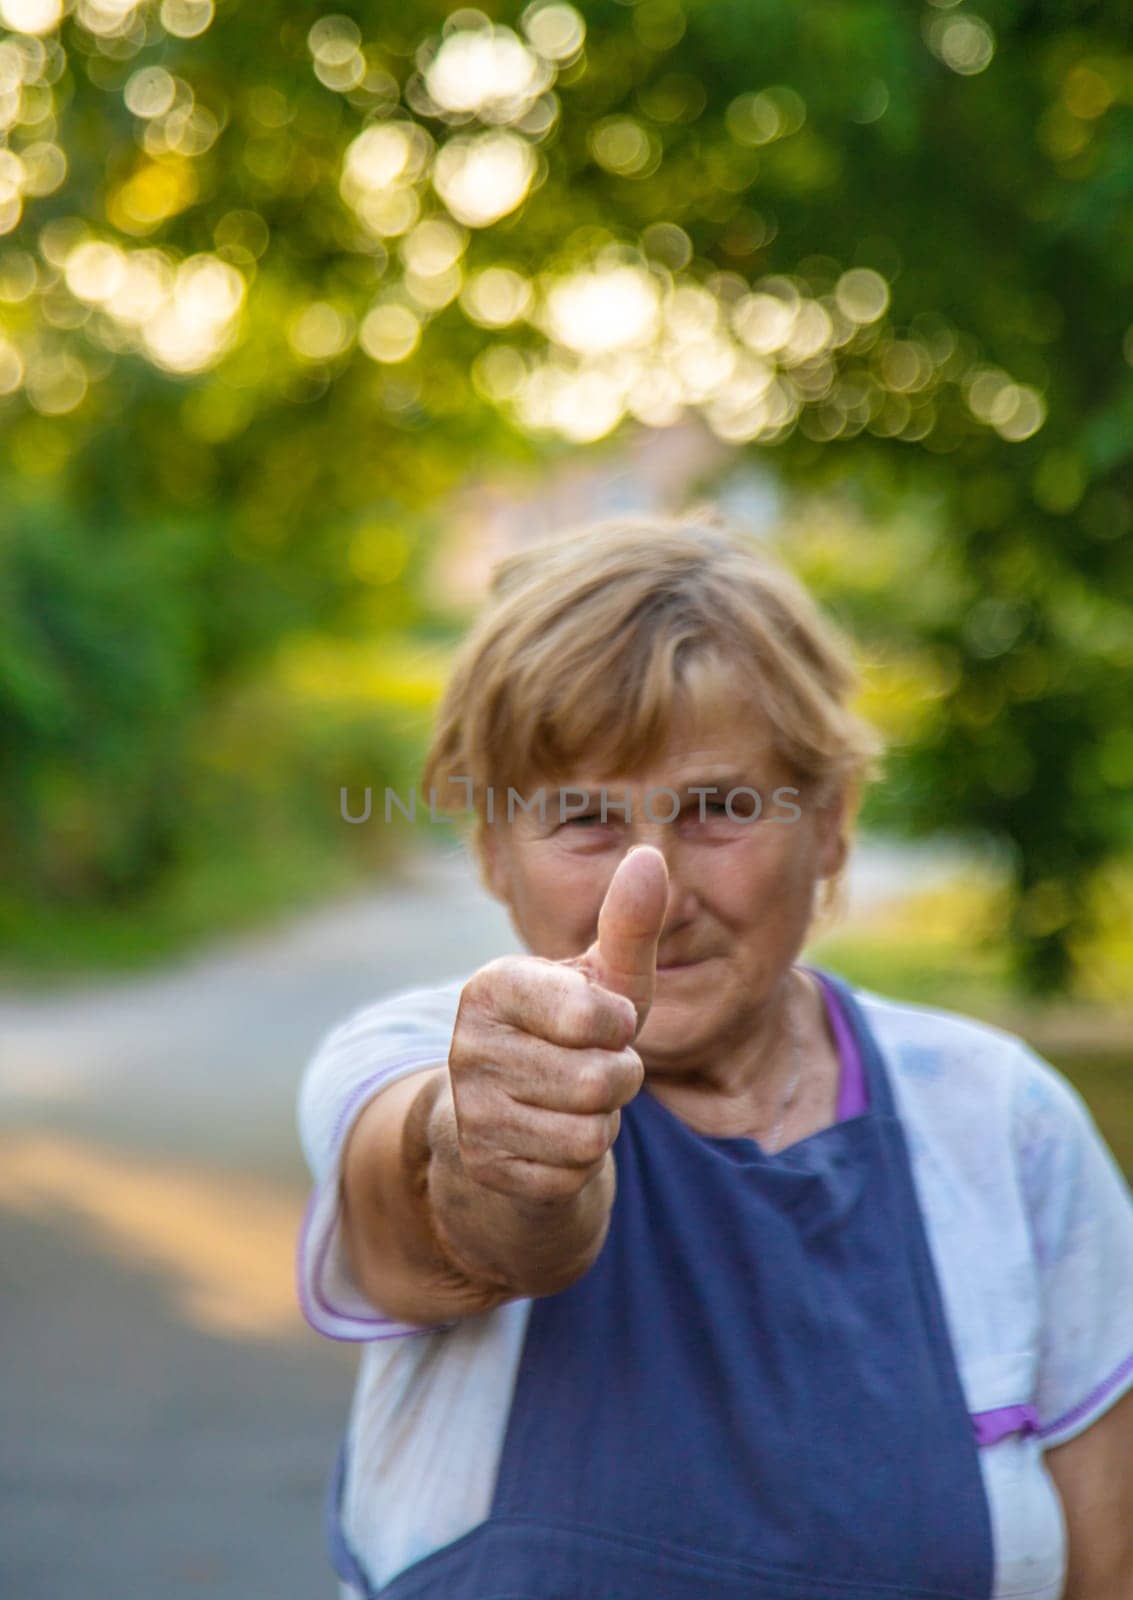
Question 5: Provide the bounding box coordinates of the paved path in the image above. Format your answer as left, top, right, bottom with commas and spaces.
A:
0, 838, 969, 1599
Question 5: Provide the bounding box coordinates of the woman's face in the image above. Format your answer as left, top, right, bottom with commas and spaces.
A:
480, 685, 848, 1078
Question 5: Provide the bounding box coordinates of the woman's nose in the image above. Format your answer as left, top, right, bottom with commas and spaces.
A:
624, 826, 697, 925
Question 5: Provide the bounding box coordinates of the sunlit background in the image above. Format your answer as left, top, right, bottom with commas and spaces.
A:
1, 1, 1131, 1594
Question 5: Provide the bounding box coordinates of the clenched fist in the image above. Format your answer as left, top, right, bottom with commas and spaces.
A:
442, 845, 670, 1207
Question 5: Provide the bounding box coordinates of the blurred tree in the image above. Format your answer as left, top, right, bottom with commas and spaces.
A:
1, 0, 1131, 989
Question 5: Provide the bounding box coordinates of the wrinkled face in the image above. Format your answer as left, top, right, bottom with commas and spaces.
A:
480, 680, 848, 1077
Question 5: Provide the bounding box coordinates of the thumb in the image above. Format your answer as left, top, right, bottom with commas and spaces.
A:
582, 845, 668, 1035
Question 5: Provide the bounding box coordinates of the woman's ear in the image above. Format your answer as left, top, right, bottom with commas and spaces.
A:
815, 784, 850, 881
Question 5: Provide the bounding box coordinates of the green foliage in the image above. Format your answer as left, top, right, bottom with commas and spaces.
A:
2, 0, 1132, 988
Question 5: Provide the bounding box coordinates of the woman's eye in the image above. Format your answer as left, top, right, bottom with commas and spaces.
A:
565, 813, 601, 826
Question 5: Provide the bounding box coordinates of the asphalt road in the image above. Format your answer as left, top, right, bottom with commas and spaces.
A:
0, 839, 966, 1599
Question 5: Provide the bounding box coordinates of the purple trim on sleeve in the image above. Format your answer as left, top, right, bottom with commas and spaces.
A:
800, 966, 869, 1122
298, 1181, 443, 1344
1036, 1349, 1133, 1443
296, 1054, 454, 1343
970, 1404, 1039, 1447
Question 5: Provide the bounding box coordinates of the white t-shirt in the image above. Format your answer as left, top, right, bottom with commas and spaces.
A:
296, 973, 1133, 1600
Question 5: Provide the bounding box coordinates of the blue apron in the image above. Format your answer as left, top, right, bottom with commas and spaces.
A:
329, 967, 994, 1599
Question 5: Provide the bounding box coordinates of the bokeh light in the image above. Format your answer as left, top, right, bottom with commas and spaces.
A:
0, 0, 63, 34
125, 67, 177, 119
160, 0, 214, 40
432, 130, 536, 227
308, 14, 365, 93
726, 86, 806, 146
359, 302, 421, 363
521, 2, 585, 62
835, 268, 890, 325
341, 122, 431, 238
424, 24, 551, 124
926, 13, 995, 76
461, 266, 533, 327
143, 255, 245, 372
589, 117, 659, 177
25, 345, 87, 414
288, 302, 354, 362
78, 0, 145, 40
543, 263, 660, 356
0, 329, 23, 391
401, 217, 466, 278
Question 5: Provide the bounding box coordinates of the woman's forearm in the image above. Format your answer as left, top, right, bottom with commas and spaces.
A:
340, 1066, 615, 1326
421, 1071, 617, 1299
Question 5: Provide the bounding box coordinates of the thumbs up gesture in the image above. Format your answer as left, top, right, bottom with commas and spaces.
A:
567, 844, 670, 1037
444, 847, 669, 1206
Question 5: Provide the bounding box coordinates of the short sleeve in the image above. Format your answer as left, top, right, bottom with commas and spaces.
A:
295, 976, 468, 1342
1012, 1043, 1133, 1447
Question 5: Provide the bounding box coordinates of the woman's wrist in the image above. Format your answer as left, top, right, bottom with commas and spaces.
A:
423, 1076, 616, 1299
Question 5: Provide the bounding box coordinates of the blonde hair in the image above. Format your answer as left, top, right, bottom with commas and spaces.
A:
421, 513, 885, 927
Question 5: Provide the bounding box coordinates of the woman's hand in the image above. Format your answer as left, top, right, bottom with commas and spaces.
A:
339, 846, 669, 1323
440, 845, 669, 1207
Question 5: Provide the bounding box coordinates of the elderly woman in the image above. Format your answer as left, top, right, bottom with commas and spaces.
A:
297, 516, 1133, 1600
